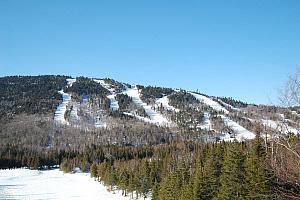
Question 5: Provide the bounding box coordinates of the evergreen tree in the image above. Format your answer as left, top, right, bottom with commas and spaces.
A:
215, 142, 246, 200
245, 132, 272, 200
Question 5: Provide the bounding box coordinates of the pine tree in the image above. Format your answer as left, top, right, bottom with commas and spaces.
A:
215, 142, 246, 200
245, 132, 272, 200
90, 163, 97, 179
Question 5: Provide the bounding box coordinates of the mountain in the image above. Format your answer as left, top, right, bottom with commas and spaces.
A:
0, 75, 298, 148
1, 75, 300, 199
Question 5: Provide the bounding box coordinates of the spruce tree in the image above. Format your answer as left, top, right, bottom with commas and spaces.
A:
215, 141, 246, 200
245, 132, 272, 200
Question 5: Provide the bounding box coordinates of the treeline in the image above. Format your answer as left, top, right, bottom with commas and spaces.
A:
0, 144, 70, 170
138, 85, 174, 104
0, 75, 69, 120
168, 91, 198, 110
217, 96, 248, 108
65, 77, 110, 99
58, 134, 300, 199
102, 78, 127, 93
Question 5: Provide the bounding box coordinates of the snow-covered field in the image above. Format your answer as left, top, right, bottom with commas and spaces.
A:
0, 168, 139, 200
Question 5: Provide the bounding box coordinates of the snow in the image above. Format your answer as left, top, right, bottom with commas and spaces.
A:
262, 119, 298, 135
70, 103, 79, 120
220, 115, 256, 141
155, 96, 179, 112
217, 99, 239, 111
188, 92, 254, 141
0, 168, 147, 200
123, 86, 171, 126
198, 112, 212, 130
94, 79, 119, 111
54, 78, 76, 125
190, 92, 229, 114
107, 94, 119, 111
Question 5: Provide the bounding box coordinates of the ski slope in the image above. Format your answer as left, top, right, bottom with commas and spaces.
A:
54, 78, 76, 124
0, 168, 147, 200
155, 96, 179, 112
124, 86, 171, 126
94, 79, 119, 111
220, 115, 255, 141
198, 112, 212, 130
190, 92, 229, 114
189, 92, 254, 140
262, 119, 298, 135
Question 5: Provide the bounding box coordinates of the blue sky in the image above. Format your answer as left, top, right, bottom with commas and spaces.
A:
1, 0, 300, 104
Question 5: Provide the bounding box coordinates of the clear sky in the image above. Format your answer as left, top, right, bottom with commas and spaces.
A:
1, 0, 300, 104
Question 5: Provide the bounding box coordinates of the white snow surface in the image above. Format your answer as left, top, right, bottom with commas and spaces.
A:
123, 86, 171, 126
217, 99, 239, 111
54, 78, 76, 124
262, 119, 298, 135
94, 79, 119, 111
220, 115, 256, 141
199, 112, 212, 130
190, 92, 229, 114
107, 94, 119, 111
0, 168, 148, 200
155, 96, 179, 112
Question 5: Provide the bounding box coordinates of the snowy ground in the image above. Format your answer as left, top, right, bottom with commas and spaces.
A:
94, 79, 119, 111
189, 92, 254, 141
123, 86, 171, 126
0, 168, 145, 200
198, 112, 212, 130
220, 115, 255, 141
155, 96, 179, 112
262, 119, 298, 135
54, 78, 76, 124
190, 92, 229, 114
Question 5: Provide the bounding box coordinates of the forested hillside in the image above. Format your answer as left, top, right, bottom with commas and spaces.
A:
0, 75, 299, 199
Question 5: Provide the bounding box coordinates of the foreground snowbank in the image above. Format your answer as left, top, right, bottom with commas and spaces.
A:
0, 168, 141, 200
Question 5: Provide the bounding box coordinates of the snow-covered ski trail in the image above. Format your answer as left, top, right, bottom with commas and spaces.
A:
190, 92, 229, 114
190, 92, 255, 141
54, 78, 76, 125
124, 86, 171, 126
155, 95, 179, 112
93, 79, 119, 111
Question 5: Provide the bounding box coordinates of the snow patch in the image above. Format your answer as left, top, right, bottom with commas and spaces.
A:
220, 115, 255, 141
123, 86, 171, 126
262, 119, 298, 135
94, 79, 119, 111
54, 78, 76, 125
155, 96, 179, 112
190, 92, 229, 114
198, 112, 212, 130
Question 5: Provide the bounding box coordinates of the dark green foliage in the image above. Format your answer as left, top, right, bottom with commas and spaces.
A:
217, 97, 248, 108
168, 91, 198, 110
0, 75, 69, 119
65, 76, 110, 98
139, 85, 174, 104
245, 133, 272, 200
102, 78, 127, 93
115, 94, 133, 111
216, 142, 247, 200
